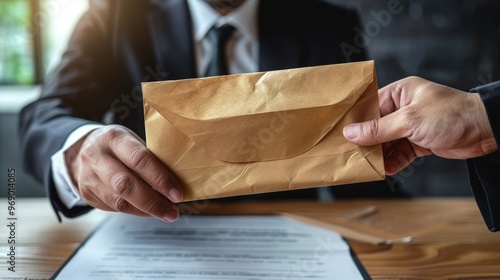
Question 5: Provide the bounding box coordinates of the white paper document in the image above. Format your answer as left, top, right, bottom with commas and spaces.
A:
52, 214, 368, 279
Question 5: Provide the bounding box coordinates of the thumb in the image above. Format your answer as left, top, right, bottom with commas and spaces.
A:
343, 114, 405, 146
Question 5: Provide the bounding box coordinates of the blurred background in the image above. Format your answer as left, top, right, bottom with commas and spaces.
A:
1, 0, 499, 197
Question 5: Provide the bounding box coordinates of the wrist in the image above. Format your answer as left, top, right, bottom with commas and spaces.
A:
51, 123, 103, 209
64, 128, 99, 193
64, 136, 88, 192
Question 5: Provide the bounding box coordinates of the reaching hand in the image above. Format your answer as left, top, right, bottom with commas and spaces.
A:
65, 125, 183, 222
343, 76, 498, 175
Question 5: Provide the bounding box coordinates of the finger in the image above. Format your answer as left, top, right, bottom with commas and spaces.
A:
86, 185, 151, 217
382, 141, 397, 158
78, 171, 148, 215
77, 169, 116, 212
92, 154, 180, 222
79, 175, 115, 211
343, 111, 409, 146
384, 140, 417, 175
378, 77, 418, 116
80, 187, 116, 212
108, 127, 184, 203
384, 140, 431, 175
378, 82, 400, 117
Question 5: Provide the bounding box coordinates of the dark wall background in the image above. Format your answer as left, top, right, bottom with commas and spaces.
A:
339, 0, 500, 196
357, 0, 500, 89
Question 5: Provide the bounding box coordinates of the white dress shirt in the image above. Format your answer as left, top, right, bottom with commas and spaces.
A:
51, 0, 259, 209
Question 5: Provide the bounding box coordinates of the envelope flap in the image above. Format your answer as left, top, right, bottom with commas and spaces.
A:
143, 61, 375, 163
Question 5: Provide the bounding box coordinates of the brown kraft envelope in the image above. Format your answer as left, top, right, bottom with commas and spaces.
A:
142, 60, 385, 201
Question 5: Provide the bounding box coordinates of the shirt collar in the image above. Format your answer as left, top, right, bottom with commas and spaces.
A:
187, 0, 259, 42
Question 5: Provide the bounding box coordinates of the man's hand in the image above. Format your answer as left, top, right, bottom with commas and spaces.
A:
343, 76, 498, 175
65, 125, 183, 222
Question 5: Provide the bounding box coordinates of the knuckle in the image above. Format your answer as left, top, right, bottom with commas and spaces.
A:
401, 108, 419, 137
79, 185, 93, 201
104, 125, 128, 146
129, 148, 151, 169
111, 173, 135, 196
105, 126, 126, 143
144, 198, 166, 216
366, 120, 380, 139
113, 197, 130, 212
80, 144, 97, 164
152, 172, 170, 191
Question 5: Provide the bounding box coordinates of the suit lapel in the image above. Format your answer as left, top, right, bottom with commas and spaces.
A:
148, 0, 196, 80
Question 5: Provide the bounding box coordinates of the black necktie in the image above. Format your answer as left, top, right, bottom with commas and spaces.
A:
204, 24, 236, 77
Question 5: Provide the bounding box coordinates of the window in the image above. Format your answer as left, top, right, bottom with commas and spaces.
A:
0, 0, 88, 85
0, 0, 33, 85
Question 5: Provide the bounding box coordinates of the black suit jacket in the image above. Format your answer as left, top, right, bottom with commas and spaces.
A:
19, 0, 398, 220
467, 80, 500, 232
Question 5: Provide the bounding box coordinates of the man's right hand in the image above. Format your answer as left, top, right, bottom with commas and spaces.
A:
343, 76, 498, 175
65, 125, 183, 222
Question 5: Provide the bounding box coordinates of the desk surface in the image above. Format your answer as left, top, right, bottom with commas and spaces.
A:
0, 198, 499, 279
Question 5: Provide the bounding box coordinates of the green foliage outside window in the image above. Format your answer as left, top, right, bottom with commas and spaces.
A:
0, 0, 34, 85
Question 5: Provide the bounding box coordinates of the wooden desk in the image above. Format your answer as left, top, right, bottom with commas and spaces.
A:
1, 198, 499, 279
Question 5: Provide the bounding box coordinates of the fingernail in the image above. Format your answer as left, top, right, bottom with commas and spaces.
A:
163, 207, 179, 222
344, 124, 359, 140
169, 188, 184, 203
385, 166, 394, 175
385, 164, 398, 175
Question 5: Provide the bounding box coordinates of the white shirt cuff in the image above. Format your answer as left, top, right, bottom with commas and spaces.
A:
51, 124, 104, 209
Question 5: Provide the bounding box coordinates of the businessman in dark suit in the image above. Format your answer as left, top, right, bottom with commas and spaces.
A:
19, 0, 401, 222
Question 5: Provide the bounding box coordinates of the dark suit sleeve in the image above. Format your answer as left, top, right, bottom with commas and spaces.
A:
466, 80, 500, 232
18, 0, 119, 220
